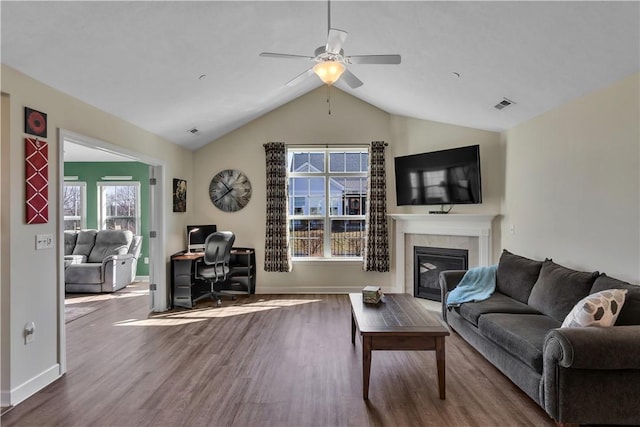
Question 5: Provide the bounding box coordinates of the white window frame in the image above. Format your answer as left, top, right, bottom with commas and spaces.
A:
63, 181, 87, 230
288, 146, 368, 260
97, 181, 141, 234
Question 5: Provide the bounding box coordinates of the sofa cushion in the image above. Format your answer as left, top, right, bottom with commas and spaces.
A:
65, 263, 102, 284
478, 313, 561, 373
88, 230, 133, 263
527, 260, 599, 322
456, 292, 541, 326
64, 231, 78, 256
496, 250, 543, 303
590, 274, 640, 326
72, 229, 97, 258
561, 289, 628, 328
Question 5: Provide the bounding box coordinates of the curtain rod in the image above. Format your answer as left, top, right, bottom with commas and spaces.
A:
263, 142, 388, 147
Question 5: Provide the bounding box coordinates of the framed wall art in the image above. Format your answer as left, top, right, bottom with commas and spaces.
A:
173, 178, 187, 212
24, 107, 47, 138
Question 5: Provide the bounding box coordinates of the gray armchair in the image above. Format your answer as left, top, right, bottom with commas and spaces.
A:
65, 229, 143, 293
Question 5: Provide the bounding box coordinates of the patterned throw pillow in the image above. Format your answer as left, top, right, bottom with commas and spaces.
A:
561, 289, 628, 328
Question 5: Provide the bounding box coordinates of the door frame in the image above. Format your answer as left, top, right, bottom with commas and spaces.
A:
57, 128, 167, 374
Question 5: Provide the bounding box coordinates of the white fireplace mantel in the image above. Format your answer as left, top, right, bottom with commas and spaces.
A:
388, 214, 497, 293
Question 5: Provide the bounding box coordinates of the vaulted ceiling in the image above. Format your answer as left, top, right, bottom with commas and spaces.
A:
2, 1, 638, 151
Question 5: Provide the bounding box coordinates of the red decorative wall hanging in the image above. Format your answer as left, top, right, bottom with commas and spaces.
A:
25, 138, 48, 224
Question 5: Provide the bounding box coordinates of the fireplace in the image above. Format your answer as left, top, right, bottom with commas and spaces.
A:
389, 214, 495, 294
414, 246, 468, 301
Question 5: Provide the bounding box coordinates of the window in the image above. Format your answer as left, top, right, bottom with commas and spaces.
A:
288, 148, 368, 258
98, 181, 140, 234
63, 182, 86, 230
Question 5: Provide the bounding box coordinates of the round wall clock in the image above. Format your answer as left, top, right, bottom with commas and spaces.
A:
209, 169, 252, 212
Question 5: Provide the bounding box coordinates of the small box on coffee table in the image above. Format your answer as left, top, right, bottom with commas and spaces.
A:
362, 286, 383, 304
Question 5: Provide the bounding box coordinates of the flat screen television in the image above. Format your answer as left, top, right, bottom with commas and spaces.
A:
394, 145, 482, 207
186, 224, 217, 252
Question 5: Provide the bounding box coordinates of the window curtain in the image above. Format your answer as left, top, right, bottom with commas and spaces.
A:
263, 142, 292, 272
364, 141, 390, 272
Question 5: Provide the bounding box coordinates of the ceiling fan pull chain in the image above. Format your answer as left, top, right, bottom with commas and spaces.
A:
327, 84, 332, 115
327, 0, 331, 35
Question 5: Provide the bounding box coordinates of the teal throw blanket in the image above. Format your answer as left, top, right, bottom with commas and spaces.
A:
446, 264, 498, 306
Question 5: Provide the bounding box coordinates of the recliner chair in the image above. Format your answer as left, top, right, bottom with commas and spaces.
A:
65, 229, 142, 293
194, 231, 236, 307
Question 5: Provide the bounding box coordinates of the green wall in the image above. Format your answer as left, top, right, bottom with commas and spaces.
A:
64, 162, 149, 276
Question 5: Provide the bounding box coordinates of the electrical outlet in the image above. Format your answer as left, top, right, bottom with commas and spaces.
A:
144, 257, 149, 264
36, 234, 54, 250
509, 224, 516, 235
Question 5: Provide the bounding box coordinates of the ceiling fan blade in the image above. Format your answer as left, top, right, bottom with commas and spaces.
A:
340, 68, 363, 89
260, 52, 314, 61
325, 28, 347, 55
347, 54, 402, 65
285, 67, 315, 87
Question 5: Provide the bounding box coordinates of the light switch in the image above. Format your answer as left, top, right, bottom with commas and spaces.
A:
36, 234, 54, 250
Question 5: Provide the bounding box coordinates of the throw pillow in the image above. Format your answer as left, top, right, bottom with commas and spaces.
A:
496, 250, 543, 303
527, 260, 599, 322
591, 274, 640, 326
561, 289, 628, 328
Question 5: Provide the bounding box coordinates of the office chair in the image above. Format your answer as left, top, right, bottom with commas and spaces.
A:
193, 231, 236, 307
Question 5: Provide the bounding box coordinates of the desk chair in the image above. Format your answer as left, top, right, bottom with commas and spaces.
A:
193, 231, 236, 307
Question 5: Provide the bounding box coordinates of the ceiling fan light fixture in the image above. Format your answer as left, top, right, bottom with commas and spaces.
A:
313, 60, 345, 85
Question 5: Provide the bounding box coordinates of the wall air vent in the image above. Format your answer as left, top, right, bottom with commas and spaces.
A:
494, 98, 515, 110
188, 127, 199, 134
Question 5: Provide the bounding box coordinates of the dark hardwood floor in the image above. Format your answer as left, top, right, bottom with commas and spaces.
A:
2, 288, 555, 427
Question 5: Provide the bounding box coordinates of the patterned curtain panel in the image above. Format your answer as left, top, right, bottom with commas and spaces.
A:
263, 142, 292, 272
364, 141, 390, 272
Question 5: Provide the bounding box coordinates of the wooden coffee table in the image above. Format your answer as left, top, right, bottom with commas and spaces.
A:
349, 293, 450, 400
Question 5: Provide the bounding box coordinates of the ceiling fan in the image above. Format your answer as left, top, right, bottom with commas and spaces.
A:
259, 1, 401, 89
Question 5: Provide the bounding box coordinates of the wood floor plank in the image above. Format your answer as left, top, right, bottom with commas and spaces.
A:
1, 289, 556, 427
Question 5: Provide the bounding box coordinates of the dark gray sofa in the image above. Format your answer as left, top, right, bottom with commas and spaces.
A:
64, 229, 142, 293
440, 250, 640, 426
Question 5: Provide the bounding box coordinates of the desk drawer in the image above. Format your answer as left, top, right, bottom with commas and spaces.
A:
173, 274, 192, 288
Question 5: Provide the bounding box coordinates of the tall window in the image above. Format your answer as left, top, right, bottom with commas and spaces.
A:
288, 148, 368, 258
98, 181, 140, 234
63, 182, 86, 230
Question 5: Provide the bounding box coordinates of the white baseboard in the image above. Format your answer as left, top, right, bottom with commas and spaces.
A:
134, 276, 149, 282
2, 364, 60, 406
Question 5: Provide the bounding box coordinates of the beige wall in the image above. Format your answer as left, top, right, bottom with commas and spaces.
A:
0, 65, 194, 405
193, 87, 393, 292
501, 72, 640, 283
192, 87, 503, 293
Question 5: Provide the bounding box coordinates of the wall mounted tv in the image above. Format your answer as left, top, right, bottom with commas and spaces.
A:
394, 144, 482, 207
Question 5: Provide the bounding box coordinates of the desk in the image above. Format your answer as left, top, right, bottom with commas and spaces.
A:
170, 248, 256, 309
349, 293, 449, 400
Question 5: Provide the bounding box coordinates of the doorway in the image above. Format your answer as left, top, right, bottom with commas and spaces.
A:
57, 129, 167, 374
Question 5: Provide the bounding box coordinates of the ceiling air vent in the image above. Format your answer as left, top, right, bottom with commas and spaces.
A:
494, 98, 515, 110
188, 127, 199, 134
